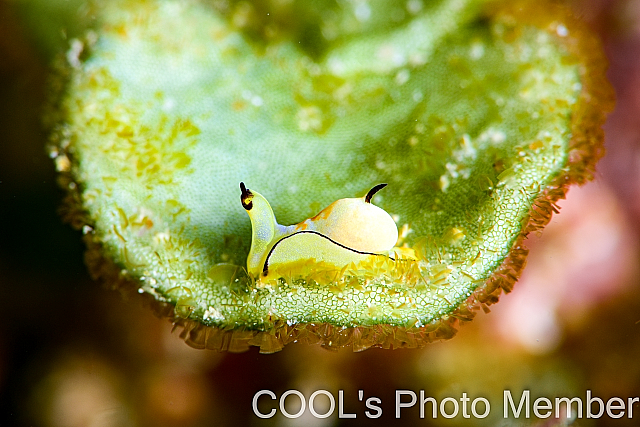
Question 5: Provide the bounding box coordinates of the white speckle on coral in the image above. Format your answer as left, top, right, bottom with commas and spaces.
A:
556, 24, 568, 37
460, 134, 476, 158
328, 58, 345, 75
395, 69, 410, 85
409, 52, 427, 67
479, 128, 506, 145
354, 1, 371, 22
439, 174, 450, 192
162, 97, 176, 112
537, 46, 551, 58
154, 231, 171, 244
470, 41, 484, 60
406, 0, 423, 14
66, 39, 84, 69
445, 162, 459, 179
377, 44, 406, 68
296, 106, 323, 132
203, 306, 225, 321
490, 130, 506, 144
251, 95, 263, 107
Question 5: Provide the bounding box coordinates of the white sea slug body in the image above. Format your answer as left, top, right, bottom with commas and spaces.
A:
240, 182, 400, 279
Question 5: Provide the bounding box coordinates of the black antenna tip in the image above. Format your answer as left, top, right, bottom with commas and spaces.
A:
240, 182, 253, 210
365, 183, 387, 203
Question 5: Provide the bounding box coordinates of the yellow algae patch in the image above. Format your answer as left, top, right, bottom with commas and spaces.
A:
70, 68, 199, 190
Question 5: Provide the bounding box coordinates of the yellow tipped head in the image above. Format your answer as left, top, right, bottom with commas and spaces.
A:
240, 182, 254, 211
240, 182, 279, 276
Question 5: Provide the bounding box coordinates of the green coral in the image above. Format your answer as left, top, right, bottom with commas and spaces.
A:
52, 0, 612, 352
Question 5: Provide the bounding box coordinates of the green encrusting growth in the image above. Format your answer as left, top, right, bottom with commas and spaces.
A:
51, 0, 613, 352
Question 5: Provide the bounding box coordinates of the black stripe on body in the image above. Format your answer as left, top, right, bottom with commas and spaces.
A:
262, 230, 394, 275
